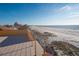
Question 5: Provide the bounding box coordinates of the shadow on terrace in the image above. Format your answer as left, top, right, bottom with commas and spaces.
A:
0, 35, 30, 47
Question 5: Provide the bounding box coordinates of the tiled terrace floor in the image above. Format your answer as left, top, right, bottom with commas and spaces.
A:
0, 35, 43, 56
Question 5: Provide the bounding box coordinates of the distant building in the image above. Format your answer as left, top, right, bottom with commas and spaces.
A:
14, 22, 22, 28
0, 22, 29, 31
14, 22, 29, 30
18, 24, 29, 30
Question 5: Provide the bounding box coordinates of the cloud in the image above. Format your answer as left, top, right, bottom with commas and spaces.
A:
60, 5, 71, 11
56, 4, 79, 18
69, 14, 79, 18
56, 5, 72, 13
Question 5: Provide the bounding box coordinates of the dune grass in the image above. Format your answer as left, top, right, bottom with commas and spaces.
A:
0, 30, 28, 36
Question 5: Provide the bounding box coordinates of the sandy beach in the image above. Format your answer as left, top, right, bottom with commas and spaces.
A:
30, 26, 79, 48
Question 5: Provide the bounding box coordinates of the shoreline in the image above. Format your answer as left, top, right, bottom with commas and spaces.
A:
30, 26, 79, 48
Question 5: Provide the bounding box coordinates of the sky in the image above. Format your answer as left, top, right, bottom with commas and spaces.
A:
0, 3, 79, 25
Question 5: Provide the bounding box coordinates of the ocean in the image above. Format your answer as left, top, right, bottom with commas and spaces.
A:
46, 25, 79, 30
